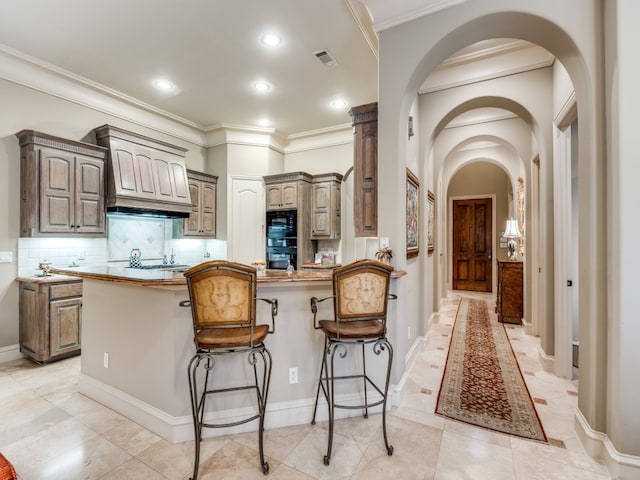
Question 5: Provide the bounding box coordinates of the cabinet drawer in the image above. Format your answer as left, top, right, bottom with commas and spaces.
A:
49, 282, 83, 300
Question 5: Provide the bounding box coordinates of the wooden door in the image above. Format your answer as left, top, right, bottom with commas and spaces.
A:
265, 184, 283, 210
280, 182, 298, 209
184, 181, 201, 235
50, 297, 82, 357
351, 102, 378, 237
312, 181, 331, 237
39, 148, 74, 233
74, 154, 105, 233
452, 198, 492, 292
200, 181, 216, 236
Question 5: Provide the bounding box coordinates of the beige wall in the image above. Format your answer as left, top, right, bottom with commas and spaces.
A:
284, 143, 353, 176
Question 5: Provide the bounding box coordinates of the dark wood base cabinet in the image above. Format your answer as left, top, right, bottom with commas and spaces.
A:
496, 259, 523, 324
19, 279, 82, 364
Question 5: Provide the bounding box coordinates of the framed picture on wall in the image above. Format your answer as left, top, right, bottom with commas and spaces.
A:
427, 190, 435, 254
406, 168, 420, 259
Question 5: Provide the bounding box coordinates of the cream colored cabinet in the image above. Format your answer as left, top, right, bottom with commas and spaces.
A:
311, 173, 343, 239
184, 170, 218, 237
16, 130, 108, 237
19, 279, 83, 363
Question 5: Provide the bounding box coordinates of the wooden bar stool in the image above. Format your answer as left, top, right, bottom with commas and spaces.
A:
180, 261, 278, 478
310, 259, 396, 465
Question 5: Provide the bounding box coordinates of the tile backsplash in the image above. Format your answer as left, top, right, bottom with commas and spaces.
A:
18, 216, 227, 275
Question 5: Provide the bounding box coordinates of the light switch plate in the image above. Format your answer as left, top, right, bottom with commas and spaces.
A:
379, 237, 389, 249
0, 251, 12, 263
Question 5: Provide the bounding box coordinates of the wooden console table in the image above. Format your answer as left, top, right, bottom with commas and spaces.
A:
496, 259, 523, 324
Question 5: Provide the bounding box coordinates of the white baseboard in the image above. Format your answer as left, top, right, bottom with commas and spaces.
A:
393, 332, 427, 407
574, 408, 640, 480
79, 374, 392, 444
537, 344, 555, 373
0, 344, 24, 364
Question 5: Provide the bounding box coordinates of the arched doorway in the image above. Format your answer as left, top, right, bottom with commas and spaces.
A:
374, 1, 607, 455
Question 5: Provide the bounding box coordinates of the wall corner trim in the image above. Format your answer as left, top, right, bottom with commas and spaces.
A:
575, 407, 640, 479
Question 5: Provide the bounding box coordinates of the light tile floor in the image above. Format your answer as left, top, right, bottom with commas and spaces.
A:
0, 291, 611, 479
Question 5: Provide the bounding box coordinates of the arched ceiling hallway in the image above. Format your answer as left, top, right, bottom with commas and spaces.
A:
439, 133, 525, 289
428, 94, 542, 349
371, 0, 628, 469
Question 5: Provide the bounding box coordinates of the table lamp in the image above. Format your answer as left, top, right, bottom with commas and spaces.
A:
504, 218, 522, 260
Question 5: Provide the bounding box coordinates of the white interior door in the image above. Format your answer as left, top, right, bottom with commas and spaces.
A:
229, 177, 265, 265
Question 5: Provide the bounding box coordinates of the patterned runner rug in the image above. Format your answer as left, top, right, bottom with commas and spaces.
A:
435, 298, 547, 442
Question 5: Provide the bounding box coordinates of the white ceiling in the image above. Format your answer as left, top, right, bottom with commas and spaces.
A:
0, 0, 379, 137
0, 0, 551, 139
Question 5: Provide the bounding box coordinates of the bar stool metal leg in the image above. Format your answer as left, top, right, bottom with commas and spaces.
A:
187, 347, 273, 479
311, 336, 329, 425
187, 353, 214, 480
324, 341, 345, 465
318, 339, 394, 466
378, 338, 394, 455
251, 348, 273, 475
361, 343, 368, 419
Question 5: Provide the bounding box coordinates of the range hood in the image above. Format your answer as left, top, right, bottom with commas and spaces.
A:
93, 125, 193, 218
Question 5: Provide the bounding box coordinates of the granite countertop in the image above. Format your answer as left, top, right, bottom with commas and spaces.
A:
16, 272, 86, 284
44, 263, 406, 287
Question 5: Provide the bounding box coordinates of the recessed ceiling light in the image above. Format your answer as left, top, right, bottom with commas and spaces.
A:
330, 99, 348, 110
153, 79, 174, 91
261, 33, 281, 47
258, 118, 271, 127
253, 81, 271, 92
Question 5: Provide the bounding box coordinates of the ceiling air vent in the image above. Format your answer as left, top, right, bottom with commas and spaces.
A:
313, 49, 337, 67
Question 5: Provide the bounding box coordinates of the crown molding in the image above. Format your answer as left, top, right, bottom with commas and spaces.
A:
419, 61, 553, 95
439, 39, 534, 68
0, 43, 207, 146
445, 111, 517, 130
368, 0, 466, 33
205, 124, 287, 153
285, 124, 353, 154
344, 0, 378, 58
0, 43, 353, 154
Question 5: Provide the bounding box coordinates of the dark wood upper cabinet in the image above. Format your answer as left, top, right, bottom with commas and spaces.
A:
183, 170, 218, 237
311, 172, 342, 240
16, 130, 108, 237
349, 102, 378, 237
93, 125, 192, 215
265, 181, 299, 210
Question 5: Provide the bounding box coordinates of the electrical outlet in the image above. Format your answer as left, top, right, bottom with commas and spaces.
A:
288, 367, 298, 384
103, 352, 110, 369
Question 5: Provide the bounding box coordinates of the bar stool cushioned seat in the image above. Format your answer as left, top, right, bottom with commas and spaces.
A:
310, 259, 396, 466
181, 261, 278, 479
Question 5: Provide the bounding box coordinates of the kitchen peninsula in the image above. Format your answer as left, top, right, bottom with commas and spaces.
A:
51, 264, 405, 443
